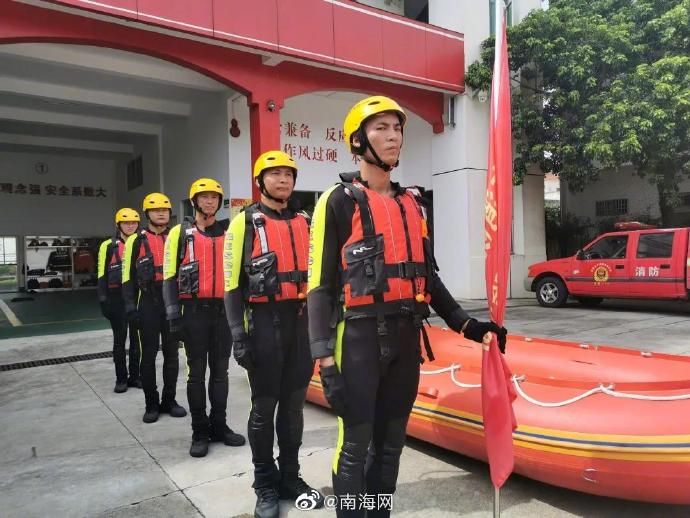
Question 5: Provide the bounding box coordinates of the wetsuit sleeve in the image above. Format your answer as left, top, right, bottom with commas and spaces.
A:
121, 234, 139, 314
307, 185, 342, 359
427, 240, 471, 333
162, 224, 182, 320
97, 239, 111, 303
223, 212, 248, 341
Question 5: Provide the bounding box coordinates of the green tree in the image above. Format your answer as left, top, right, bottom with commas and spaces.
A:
466, 0, 690, 226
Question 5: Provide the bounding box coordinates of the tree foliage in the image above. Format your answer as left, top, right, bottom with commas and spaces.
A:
465, 0, 690, 225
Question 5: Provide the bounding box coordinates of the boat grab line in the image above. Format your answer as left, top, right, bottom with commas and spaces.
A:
419, 364, 690, 406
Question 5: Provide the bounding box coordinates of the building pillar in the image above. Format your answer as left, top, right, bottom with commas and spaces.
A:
248, 93, 283, 201
511, 168, 546, 297
431, 90, 491, 299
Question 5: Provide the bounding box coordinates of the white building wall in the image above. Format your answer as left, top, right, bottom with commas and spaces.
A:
562, 166, 690, 224
161, 93, 231, 222
428, 0, 545, 299
115, 136, 159, 217
0, 151, 116, 236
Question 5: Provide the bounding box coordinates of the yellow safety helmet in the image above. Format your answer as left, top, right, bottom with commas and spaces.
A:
253, 150, 297, 178
189, 178, 224, 201
115, 208, 140, 224
142, 192, 172, 212
343, 96, 406, 153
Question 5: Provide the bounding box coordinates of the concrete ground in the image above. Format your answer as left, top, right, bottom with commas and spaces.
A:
1, 298, 690, 517
0, 291, 107, 340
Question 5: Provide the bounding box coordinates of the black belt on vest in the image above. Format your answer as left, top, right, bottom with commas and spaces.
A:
276, 270, 308, 283
382, 261, 427, 280
182, 298, 225, 314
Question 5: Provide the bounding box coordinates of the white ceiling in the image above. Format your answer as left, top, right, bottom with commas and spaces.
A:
0, 44, 234, 158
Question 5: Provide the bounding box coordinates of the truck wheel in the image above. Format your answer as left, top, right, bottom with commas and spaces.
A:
577, 297, 603, 307
535, 276, 568, 308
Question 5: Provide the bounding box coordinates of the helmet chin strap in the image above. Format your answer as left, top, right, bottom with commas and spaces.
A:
358, 131, 399, 173
145, 209, 171, 226
258, 176, 289, 204
192, 197, 219, 220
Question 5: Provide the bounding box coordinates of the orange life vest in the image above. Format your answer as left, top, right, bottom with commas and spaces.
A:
136, 229, 166, 284
244, 206, 309, 303
340, 180, 430, 310
179, 226, 224, 299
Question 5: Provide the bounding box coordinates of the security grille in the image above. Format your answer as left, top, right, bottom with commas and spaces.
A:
595, 198, 628, 217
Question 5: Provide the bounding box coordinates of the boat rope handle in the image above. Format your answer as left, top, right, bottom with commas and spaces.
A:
511, 377, 613, 407
598, 384, 690, 402
420, 364, 481, 388
419, 365, 690, 405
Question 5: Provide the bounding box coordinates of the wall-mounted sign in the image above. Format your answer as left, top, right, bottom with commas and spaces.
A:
281, 121, 359, 164
230, 198, 253, 219
35, 162, 49, 175
0, 183, 107, 197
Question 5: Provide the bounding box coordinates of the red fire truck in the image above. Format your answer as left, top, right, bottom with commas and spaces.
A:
525, 224, 690, 307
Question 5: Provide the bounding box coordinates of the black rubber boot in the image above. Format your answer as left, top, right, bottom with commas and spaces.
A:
114, 380, 128, 393
160, 399, 188, 418
279, 473, 324, 508
209, 424, 246, 446
142, 405, 160, 423
254, 486, 279, 518
127, 378, 142, 389
190, 431, 210, 458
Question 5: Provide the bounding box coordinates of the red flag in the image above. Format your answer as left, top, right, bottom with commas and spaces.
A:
482, 3, 518, 489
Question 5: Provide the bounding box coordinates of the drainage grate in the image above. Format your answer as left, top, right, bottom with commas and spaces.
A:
0, 351, 113, 371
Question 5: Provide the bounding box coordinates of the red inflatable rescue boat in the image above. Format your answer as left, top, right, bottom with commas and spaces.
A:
306, 326, 690, 504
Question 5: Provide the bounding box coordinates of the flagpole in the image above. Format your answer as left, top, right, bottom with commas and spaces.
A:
491, 2, 509, 516
483, 333, 502, 517
494, 485, 501, 518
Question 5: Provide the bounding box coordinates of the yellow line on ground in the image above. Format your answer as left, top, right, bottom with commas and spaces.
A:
21, 318, 103, 327
0, 299, 22, 327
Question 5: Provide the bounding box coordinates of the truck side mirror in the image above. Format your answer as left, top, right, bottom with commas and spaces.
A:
575, 249, 584, 260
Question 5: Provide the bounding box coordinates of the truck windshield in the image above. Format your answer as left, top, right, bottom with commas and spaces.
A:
585, 235, 629, 259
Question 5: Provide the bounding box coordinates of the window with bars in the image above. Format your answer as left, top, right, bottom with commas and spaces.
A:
595, 199, 628, 217
127, 156, 143, 191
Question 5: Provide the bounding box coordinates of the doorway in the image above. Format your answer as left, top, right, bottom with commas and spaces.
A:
0, 236, 18, 292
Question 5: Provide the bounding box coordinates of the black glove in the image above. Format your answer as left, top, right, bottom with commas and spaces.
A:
168, 318, 185, 342
233, 337, 255, 372
462, 318, 508, 354
320, 364, 347, 417
100, 301, 113, 320
127, 310, 142, 328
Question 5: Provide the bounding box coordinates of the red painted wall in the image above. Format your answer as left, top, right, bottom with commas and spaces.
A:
44, 0, 464, 92
0, 1, 447, 132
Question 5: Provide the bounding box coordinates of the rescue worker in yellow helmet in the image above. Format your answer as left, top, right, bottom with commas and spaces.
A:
163, 179, 245, 457
122, 193, 186, 423
97, 208, 141, 393
308, 96, 508, 517
224, 151, 323, 518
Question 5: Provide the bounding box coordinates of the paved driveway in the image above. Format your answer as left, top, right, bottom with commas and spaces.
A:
1, 299, 689, 517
